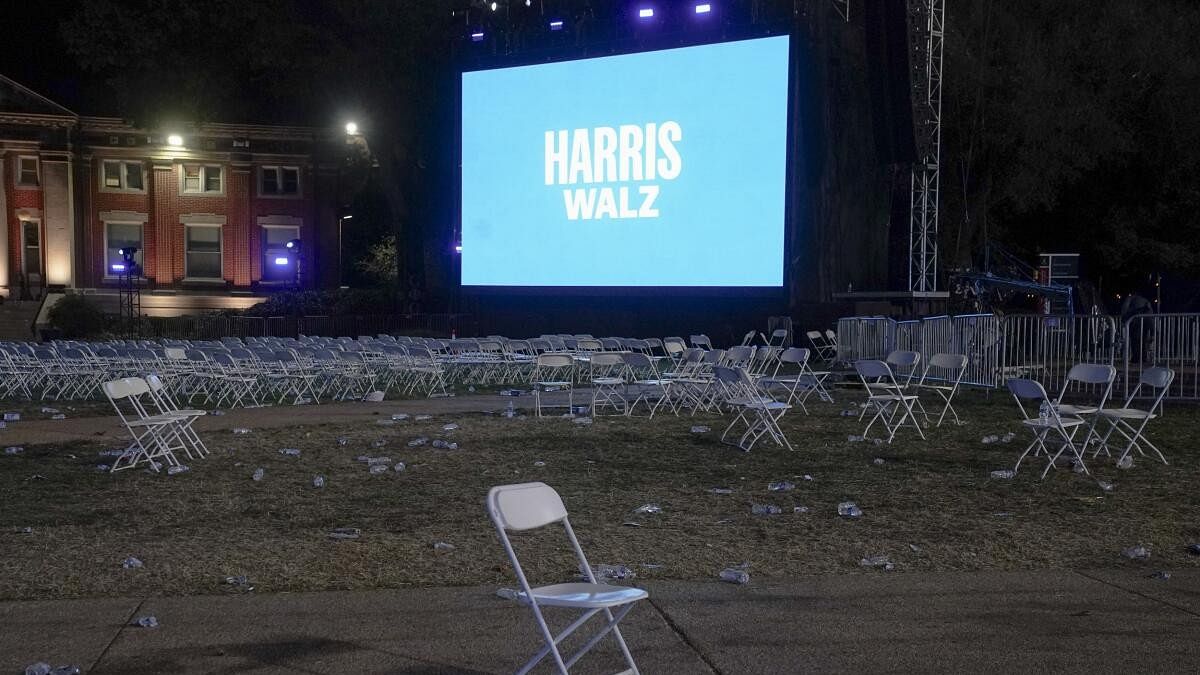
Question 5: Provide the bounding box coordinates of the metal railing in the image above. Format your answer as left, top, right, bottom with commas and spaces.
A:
1123, 313, 1200, 400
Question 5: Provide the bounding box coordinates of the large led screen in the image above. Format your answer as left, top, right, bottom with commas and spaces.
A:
461, 35, 790, 287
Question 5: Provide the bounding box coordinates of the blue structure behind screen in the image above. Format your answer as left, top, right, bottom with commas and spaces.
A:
461, 35, 791, 287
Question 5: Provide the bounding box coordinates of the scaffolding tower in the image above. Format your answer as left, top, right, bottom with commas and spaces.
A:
907, 0, 944, 292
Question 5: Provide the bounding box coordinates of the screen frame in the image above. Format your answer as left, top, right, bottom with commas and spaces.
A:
456, 29, 798, 298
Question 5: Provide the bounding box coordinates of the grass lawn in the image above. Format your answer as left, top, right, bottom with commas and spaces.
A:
1, 390, 1197, 601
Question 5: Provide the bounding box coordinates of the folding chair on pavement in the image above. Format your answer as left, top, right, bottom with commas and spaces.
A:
1008, 378, 1089, 478
1095, 366, 1174, 466
854, 359, 925, 444
487, 482, 647, 675
533, 353, 575, 417
914, 353, 969, 427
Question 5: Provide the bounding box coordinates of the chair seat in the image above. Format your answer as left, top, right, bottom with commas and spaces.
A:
916, 383, 955, 391
1056, 404, 1098, 415
166, 409, 207, 417
1022, 417, 1086, 428
537, 380, 572, 388
592, 377, 624, 386
128, 413, 189, 427
529, 582, 648, 608
867, 393, 919, 402
1099, 407, 1155, 420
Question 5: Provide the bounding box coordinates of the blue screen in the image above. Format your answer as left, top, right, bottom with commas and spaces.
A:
461, 35, 790, 287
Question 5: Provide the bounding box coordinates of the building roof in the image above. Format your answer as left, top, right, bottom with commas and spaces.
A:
0, 74, 77, 120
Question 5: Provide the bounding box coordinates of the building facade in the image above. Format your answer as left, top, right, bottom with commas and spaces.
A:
0, 75, 344, 314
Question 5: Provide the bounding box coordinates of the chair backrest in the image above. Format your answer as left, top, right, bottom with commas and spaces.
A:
487, 482, 568, 531
690, 334, 712, 349
622, 352, 653, 369
1066, 363, 1116, 385
929, 353, 968, 370
536, 353, 574, 369
589, 352, 625, 368
1140, 366, 1174, 389
724, 345, 754, 365
740, 330, 755, 346
886, 350, 921, 368
712, 365, 741, 384
1007, 377, 1048, 401
779, 347, 809, 365
854, 359, 891, 380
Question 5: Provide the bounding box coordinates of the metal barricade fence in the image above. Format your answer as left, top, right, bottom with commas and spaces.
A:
1123, 313, 1200, 400
918, 314, 1002, 387
835, 316, 896, 363
998, 314, 1118, 396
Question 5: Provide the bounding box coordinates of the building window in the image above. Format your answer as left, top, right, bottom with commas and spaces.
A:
102, 161, 145, 191
181, 164, 223, 194
105, 223, 144, 275
260, 166, 300, 196
21, 220, 41, 277
184, 225, 223, 279
17, 156, 39, 187
261, 225, 300, 282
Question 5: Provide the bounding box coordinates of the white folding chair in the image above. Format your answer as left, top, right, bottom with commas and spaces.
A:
103, 377, 185, 472
1008, 378, 1089, 478
854, 359, 925, 444
621, 352, 675, 418
915, 353, 969, 427
588, 352, 628, 416
713, 366, 794, 452
1095, 366, 1174, 466
807, 330, 835, 362
1054, 363, 1116, 451
143, 374, 209, 460
487, 482, 647, 675
533, 353, 575, 417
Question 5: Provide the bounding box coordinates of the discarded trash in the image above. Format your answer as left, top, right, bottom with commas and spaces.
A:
533, 460, 546, 467
431, 439, 459, 449
1117, 455, 1134, 470
135, 616, 159, 628
329, 527, 360, 540
393, 462, 406, 472
392, 413, 409, 421
499, 389, 526, 397
632, 504, 662, 515
495, 587, 524, 601
313, 475, 326, 488
232, 428, 252, 435
691, 425, 710, 433
3, 412, 20, 422
336, 436, 349, 446
1122, 545, 1150, 561
1001, 432, 1016, 443
909, 544, 921, 553
415, 414, 432, 421
840, 409, 857, 417
225, 575, 251, 587
252, 468, 265, 482
122, 556, 143, 569
709, 487, 734, 494
20, 526, 33, 534
768, 480, 796, 492
41, 407, 61, 414
364, 391, 385, 402
504, 401, 517, 418
719, 568, 750, 584
376, 419, 396, 426
407, 437, 429, 447
990, 469, 1015, 480
1149, 570, 1171, 581
802, 475, 813, 481
433, 542, 456, 553
468, 385, 476, 392
99, 448, 127, 457
5, 446, 23, 454
363, 456, 392, 465
837, 502, 863, 518
443, 423, 459, 431
981, 435, 1000, 444
847, 435, 863, 443
590, 564, 635, 580
573, 417, 594, 425
278, 448, 301, 456
51, 414, 66, 420
793, 506, 810, 514
622, 521, 642, 527
369, 464, 389, 475
859, 555, 895, 571
23, 664, 79, 675
751, 504, 782, 515
1097, 480, 1114, 492
210, 409, 226, 416
372, 439, 388, 448
872, 458, 885, 466
96, 464, 110, 472
166, 465, 190, 475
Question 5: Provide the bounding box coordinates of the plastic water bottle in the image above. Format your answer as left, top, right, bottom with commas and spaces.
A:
313, 475, 325, 488
719, 568, 750, 584
506, 400, 516, 418
1039, 401, 1050, 421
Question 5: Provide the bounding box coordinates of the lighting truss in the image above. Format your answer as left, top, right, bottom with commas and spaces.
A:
907, 0, 944, 293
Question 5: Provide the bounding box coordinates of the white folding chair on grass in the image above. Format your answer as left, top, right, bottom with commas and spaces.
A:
713, 366, 794, 452
1095, 366, 1174, 466
588, 352, 628, 416
1008, 378, 1089, 478
854, 359, 925, 444
487, 482, 647, 675
1053, 363, 1116, 451
103, 377, 186, 472
533, 353, 575, 417
914, 353, 969, 427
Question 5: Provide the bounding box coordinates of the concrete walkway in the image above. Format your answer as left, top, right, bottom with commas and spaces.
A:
4, 570, 1198, 674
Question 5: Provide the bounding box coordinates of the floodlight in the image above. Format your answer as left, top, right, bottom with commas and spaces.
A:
470, 31, 485, 42
490, 1, 497, 10
345, 121, 359, 135
166, 134, 183, 146
286, 239, 301, 250
550, 19, 564, 30
454, 243, 463, 253
638, 7, 654, 18
111, 263, 126, 272
695, 3, 712, 13
274, 257, 289, 266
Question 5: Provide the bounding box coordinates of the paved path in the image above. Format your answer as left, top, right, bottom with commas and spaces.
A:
4, 571, 1197, 674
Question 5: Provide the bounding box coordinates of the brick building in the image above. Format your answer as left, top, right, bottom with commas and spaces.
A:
0, 74, 345, 315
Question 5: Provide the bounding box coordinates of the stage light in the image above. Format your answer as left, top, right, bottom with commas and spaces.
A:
166, 134, 183, 146
111, 263, 126, 272
454, 243, 463, 253
638, 7, 654, 18
525, 0, 530, 5
286, 239, 301, 250
274, 257, 289, 266
470, 30, 485, 42
549, 19, 564, 30
695, 3, 712, 13
490, 1, 497, 10
345, 121, 359, 135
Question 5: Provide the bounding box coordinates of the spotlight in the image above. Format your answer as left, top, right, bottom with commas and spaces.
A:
286, 239, 301, 250
470, 30, 485, 42
274, 257, 290, 266
549, 19, 564, 30
695, 3, 711, 13
111, 263, 126, 272
638, 7, 654, 18
454, 243, 463, 253
166, 134, 183, 147
525, 0, 531, 5
345, 121, 359, 135
490, 1, 497, 10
